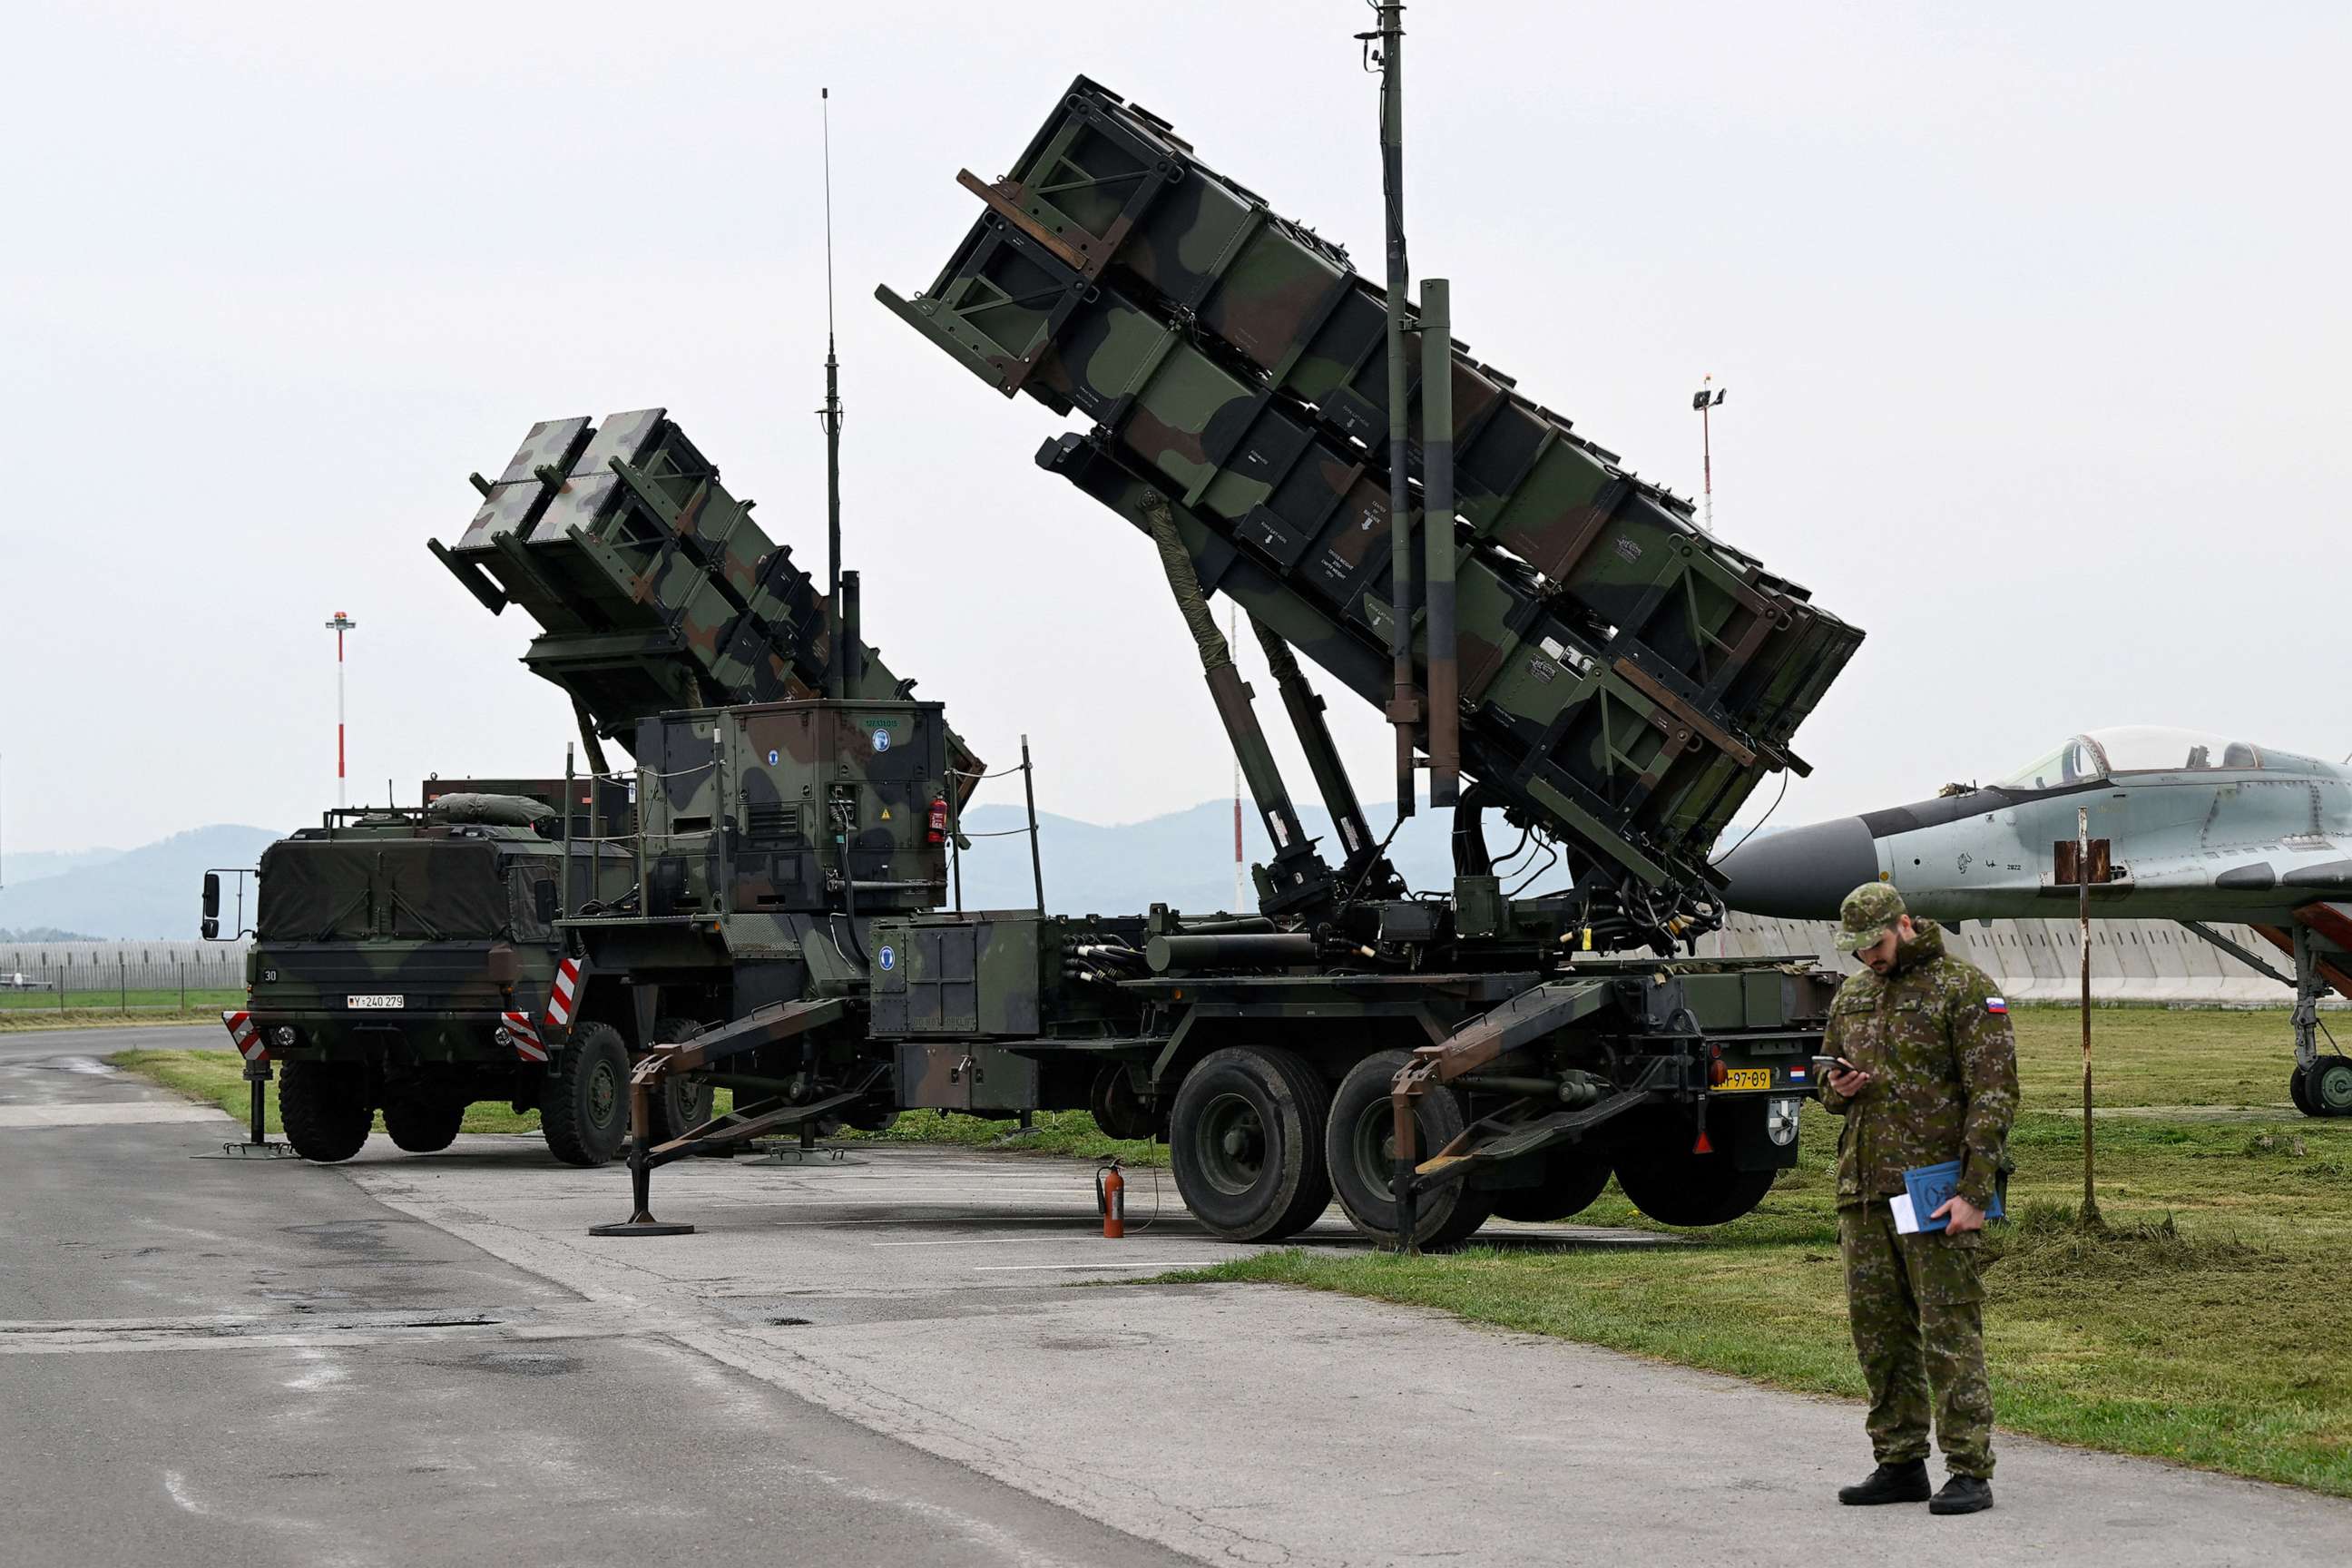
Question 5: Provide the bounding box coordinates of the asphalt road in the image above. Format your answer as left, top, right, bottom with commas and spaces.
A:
0, 1029, 1187, 1568
6, 1023, 2349, 1566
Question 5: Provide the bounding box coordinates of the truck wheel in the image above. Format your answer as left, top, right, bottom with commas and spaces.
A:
1489, 1146, 1612, 1224
1325, 1050, 1494, 1250
1613, 1138, 1776, 1228
279, 1062, 371, 1163
1168, 1046, 1332, 1242
2310, 1056, 2352, 1118
542, 1023, 630, 1167
645, 1019, 718, 1142
382, 1092, 465, 1153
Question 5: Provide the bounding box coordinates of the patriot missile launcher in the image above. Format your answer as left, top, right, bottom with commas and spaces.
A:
880, 77, 1858, 945
556, 68, 1863, 1250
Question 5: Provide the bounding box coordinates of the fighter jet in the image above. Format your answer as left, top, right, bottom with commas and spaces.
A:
1717, 726, 2352, 1116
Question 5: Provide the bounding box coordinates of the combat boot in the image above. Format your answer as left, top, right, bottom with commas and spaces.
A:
1837, 1459, 1930, 1505
1929, 1475, 1993, 1514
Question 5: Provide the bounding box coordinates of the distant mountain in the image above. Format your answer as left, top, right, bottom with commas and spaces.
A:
0, 847, 123, 887
1, 790, 1742, 939
0, 826, 281, 939
0, 926, 102, 942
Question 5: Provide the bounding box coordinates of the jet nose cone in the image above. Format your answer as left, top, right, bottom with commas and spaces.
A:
1718, 817, 1881, 919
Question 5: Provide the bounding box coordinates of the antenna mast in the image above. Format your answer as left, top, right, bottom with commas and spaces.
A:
821, 87, 847, 698
1363, 1, 1418, 822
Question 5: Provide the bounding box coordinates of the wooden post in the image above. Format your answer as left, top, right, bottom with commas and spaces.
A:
2078, 804, 2102, 1228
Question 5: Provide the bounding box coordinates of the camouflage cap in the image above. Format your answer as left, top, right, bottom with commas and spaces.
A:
1835, 881, 1908, 953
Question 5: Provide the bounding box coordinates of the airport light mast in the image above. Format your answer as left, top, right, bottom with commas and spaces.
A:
1692, 376, 1726, 531
325, 612, 357, 809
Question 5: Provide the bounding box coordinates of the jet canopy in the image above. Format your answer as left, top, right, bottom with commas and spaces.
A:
1994, 726, 2265, 790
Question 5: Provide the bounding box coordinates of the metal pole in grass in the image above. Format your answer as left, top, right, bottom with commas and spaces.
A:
2078, 804, 2102, 1229
120, 952, 127, 1013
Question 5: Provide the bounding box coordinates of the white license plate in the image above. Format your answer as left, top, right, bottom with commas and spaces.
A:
346, 994, 406, 1010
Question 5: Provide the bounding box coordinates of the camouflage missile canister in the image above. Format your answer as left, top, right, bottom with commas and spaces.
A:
881, 76, 1860, 894
428, 408, 978, 786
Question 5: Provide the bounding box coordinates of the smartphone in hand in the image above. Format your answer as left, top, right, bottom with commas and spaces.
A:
1811, 1054, 1851, 1083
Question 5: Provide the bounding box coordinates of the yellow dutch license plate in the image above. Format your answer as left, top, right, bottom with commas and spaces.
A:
1719, 1068, 1772, 1092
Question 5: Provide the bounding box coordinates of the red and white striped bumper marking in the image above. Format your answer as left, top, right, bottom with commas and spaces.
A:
503, 1012, 548, 1063
222, 1010, 268, 1064
544, 958, 581, 1029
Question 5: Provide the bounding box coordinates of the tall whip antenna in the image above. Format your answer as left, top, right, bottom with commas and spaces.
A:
820, 87, 847, 697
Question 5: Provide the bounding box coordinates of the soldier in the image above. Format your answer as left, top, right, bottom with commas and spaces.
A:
1820, 882, 2017, 1515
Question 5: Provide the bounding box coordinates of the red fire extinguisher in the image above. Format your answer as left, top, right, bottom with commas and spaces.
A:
926, 796, 948, 848
1096, 1160, 1126, 1240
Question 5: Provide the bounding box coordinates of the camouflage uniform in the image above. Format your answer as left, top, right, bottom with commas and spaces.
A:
1820, 884, 2018, 1479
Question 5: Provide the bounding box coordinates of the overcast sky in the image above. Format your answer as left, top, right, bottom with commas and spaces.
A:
4, 1, 2344, 857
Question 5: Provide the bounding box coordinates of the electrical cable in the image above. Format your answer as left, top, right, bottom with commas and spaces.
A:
1709, 769, 1790, 871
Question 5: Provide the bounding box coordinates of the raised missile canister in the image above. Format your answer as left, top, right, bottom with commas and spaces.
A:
428, 409, 979, 788
880, 77, 1860, 897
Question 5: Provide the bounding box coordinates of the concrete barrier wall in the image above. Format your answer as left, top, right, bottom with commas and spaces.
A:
1715, 916, 2328, 1007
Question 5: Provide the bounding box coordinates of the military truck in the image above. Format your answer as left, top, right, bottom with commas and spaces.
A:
209, 782, 646, 1164
437, 74, 1864, 1246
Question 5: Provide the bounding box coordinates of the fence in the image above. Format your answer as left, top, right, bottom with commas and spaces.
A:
0, 942, 250, 1014
1716, 915, 2337, 1008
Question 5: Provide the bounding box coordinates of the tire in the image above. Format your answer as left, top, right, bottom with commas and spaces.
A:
2290, 1062, 2318, 1115
1324, 1050, 1494, 1250
2311, 1056, 2352, 1118
1089, 1062, 1157, 1141
644, 1018, 718, 1143
381, 1092, 465, 1153
542, 1022, 630, 1167
1489, 1145, 1613, 1224
1168, 1046, 1333, 1242
279, 1061, 371, 1163
1613, 1124, 1777, 1228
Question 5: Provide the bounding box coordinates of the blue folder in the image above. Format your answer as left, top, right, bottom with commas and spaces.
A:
1902, 1159, 2004, 1233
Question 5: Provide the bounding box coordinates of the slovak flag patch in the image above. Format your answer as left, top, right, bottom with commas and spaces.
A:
1984, 996, 2009, 1014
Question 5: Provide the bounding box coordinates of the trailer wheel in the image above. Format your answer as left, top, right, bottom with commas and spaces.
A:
279, 1062, 371, 1163
645, 1019, 718, 1142
1613, 1136, 1776, 1228
1489, 1146, 1612, 1224
1168, 1046, 1333, 1241
542, 1023, 630, 1167
1089, 1062, 1157, 1141
1325, 1051, 1493, 1250
381, 1092, 465, 1153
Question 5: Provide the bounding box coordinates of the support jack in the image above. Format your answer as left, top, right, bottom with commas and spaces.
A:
589, 1148, 695, 1238
198, 1066, 296, 1161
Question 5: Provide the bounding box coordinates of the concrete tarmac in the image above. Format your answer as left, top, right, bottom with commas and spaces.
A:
5, 1024, 2348, 1565
0, 1031, 1187, 1568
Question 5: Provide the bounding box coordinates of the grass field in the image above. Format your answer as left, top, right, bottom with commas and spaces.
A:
112, 1006, 2351, 1494
1169, 1005, 2352, 1497
0, 987, 243, 1021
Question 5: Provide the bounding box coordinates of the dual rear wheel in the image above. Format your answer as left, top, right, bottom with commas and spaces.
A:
1168, 1044, 1779, 1245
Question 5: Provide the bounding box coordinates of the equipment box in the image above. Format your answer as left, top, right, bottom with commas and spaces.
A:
893, 1042, 1039, 1113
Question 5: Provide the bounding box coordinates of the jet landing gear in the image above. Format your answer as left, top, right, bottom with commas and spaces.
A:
2287, 926, 2352, 1119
